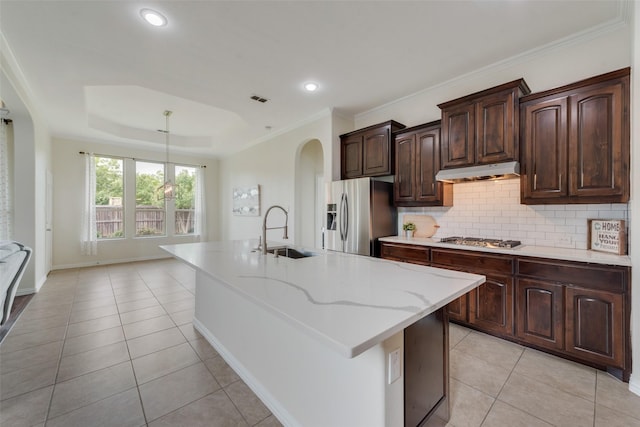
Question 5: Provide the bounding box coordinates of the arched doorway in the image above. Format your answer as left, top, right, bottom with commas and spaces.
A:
294, 139, 324, 249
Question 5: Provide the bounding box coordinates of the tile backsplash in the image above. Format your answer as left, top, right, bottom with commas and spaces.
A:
398, 178, 629, 250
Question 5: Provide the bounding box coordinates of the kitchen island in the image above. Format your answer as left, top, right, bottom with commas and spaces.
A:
161, 240, 484, 427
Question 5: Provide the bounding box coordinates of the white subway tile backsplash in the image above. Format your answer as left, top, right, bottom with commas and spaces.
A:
399, 179, 630, 249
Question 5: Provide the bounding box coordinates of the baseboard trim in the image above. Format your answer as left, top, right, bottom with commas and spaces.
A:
193, 317, 296, 427
629, 374, 640, 397
52, 254, 173, 270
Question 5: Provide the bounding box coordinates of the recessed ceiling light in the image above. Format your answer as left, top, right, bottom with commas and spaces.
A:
304, 82, 319, 92
140, 8, 167, 27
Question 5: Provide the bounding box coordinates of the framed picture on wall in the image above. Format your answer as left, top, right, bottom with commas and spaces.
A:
232, 185, 260, 216
587, 219, 626, 255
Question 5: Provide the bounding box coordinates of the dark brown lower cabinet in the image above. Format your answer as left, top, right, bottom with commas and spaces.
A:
380, 241, 631, 381
565, 286, 624, 368
516, 278, 564, 350
469, 274, 514, 336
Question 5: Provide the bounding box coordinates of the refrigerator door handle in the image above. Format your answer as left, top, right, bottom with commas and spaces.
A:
339, 193, 345, 241
342, 193, 349, 242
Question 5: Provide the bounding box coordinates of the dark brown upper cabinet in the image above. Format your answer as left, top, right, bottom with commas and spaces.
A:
393, 121, 452, 207
340, 120, 406, 179
438, 79, 531, 169
520, 68, 630, 204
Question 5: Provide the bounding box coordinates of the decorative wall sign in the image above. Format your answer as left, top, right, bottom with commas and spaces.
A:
588, 219, 626, 255
232, 185, 260, 216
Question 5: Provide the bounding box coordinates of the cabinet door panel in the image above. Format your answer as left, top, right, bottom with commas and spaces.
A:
569, 82, 625, 198
476, 90, 516, 164
394, 135, 415, 203
416, 129, 439, 202
516, 278, 564, 350
363, 127, 391, 176
469, 274, 513, 336
565, 287, 624, 368
521, 97, 568, 200
441, 103, 475, 168
342, 136, 363, 179
447, 295, 467, 323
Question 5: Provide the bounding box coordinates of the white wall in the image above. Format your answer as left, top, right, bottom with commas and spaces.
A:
1, 33, 52, 293
219, 113, 332, 245
51, 138, 220, 269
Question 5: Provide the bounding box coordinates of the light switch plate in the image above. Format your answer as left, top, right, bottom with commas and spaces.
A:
388, 348, 401, 384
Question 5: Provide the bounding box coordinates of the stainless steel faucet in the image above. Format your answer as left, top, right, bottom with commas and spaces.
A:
262, 205, 288, 255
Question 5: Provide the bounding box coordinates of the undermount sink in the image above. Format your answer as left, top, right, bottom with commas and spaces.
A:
266, 246, 317, 259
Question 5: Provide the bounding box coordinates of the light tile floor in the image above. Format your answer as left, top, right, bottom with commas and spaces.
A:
1, 259, 639, 427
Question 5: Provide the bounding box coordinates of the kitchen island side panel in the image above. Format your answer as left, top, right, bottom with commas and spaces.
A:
193, 269, 404, 427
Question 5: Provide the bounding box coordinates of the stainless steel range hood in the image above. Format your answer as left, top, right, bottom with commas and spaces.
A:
435, 161, 520, 183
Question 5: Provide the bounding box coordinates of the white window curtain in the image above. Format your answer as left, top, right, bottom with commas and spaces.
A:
0, 120, 12, 240
194, 167, 206, 239
81, 154, 97, 255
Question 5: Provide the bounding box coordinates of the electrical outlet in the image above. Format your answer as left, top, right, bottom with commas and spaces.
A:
558, 235, 573, 246
388, 348, 401, 384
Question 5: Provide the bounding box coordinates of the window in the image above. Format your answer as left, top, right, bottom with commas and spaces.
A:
95, 156, 124, 239
135, 160, 165, 236
175, 165, 196, 235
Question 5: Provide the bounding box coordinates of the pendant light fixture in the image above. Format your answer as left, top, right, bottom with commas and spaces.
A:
157, 110, 176, 201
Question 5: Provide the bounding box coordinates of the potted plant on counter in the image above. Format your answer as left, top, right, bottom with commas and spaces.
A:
402, 222, 416, 238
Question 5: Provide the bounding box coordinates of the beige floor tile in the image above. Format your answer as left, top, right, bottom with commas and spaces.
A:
204, 355, 241, 387
57, 341, 130, 382
154, 289, 193, 304
178, 323, 203, 341
69, 304, 119, 323
481, 401, 553, 427
0, 325, 66, 354
189, 337, 219, 360
254, 415, 284, 427
7, 313, 70, 336
114, 289, 155, 304
72, 289, 114, 303
596, 371, 640, 420
498, 372, 594, 427
0, 360, 58, 400
450, 348, 511, 397
71, 296, 116, 312
169, 308, 194, 326
162, 298, 196, 314
595, 403, 640, 427
18, 304, 72, 322
122, 314, 175, 339
225, 380, 272, 426
455, 331, 524, 371
111, 281, 148, 292
46, 387, 145, 427
139, 362, 219, 422
148, 389, 248, 427
66, 314, 122, 338
449, 322, 470, 349
49, 361, 137, 419
119, 305, 167, 325
117, 297, 161, 314
0, 341, 63, 373
447, 378, 494, 427
127, 327, 186, 359
0, 385, 53, 427
62, 325, 125, 357
514, 348, 596, 401
132, 341, 200, 384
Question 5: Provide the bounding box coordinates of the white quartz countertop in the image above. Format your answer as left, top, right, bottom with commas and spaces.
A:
379, 236, 631, 267
160, 240, 484, 358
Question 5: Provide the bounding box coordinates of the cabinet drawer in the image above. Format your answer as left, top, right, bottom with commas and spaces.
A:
380, 243, 430, 266
431, 249, 513, 274
516, 258, 628, 293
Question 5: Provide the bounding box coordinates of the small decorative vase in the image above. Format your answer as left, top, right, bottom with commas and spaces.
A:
405, 230, 414, 238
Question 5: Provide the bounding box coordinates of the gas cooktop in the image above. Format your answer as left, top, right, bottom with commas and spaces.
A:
439, 236, 522, 249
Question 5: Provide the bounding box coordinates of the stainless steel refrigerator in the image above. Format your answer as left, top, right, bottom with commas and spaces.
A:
325, 177, 397, 256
